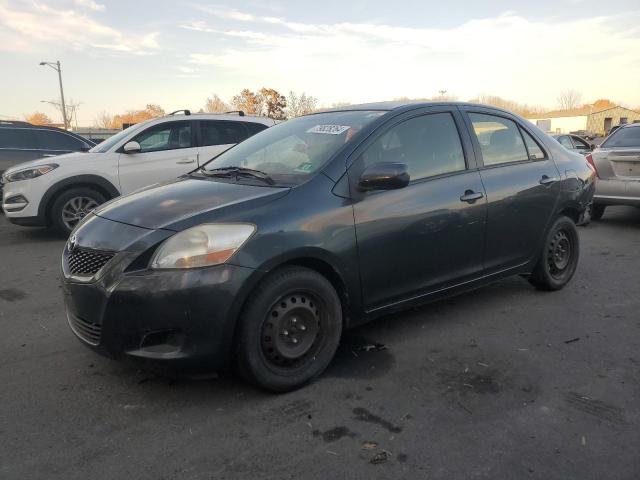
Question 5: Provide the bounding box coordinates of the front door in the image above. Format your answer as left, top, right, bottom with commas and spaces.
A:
118, 120, 198, 194
463, 109, 561, 272
349, 109, 487, 311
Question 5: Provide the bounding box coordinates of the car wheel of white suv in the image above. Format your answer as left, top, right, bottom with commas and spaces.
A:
51, 187, 106, 235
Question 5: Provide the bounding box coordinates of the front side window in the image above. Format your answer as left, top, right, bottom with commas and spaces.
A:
202, 110, 385, 186
245, 122, 268, 136
0, 128, 35, 149
571, 136, 590, 151
601, 127, 640, 148
200, 121, 247, 147
360, 112, 466, 181
469, 113, 529, 166
133, 122, 192, 153
34, 130, 84, 150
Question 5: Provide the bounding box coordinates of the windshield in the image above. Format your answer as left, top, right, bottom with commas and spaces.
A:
202, 111, 385, 185
601, 126, 640, 148
89, 122, 148, 153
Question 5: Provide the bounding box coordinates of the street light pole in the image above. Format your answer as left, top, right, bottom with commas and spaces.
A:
39, 60, 69, 130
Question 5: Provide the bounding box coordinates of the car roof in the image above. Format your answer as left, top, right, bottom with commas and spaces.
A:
314, 101, 517, 117
0, 121, 95, 144
156, 112, 275, 126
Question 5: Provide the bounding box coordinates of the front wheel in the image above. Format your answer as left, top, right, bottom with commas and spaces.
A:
51, 187, 106, 236
235, 266, 343, 392
529, 216, 580, 291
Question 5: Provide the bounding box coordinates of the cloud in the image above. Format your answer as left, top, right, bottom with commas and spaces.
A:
74, 0, 105, 12
184, 6, 640, 107
0, 0, 158, 55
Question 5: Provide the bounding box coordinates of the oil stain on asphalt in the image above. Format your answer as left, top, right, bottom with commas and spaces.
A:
0, 288, 27, 302
326, 334, 395, 380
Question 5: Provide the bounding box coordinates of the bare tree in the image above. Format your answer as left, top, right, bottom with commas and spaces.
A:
286, 91, 318, 118
204, 94, 230, 113
557, 89, 583, 111
94, 111, 113, 128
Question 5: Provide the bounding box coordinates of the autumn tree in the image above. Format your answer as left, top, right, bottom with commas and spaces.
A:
109, 104, 166, 129
204, 94, 230, 113
231, 89, 264, 115
591, 99, 616, 111
25, 112, 52, 125
259, 88, 287, 120
557, 89, 583, 111
286, 91, 318, 117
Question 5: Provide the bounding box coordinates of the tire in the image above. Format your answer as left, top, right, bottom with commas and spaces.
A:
529, 216, 580, 291
235, 266, 343, 392
51, 187, 106, 236
590, 204, 606, 221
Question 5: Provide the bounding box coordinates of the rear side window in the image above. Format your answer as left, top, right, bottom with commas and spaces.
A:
602, 127, 640, 148
0, 128, 36, 149
557, 136, 574, 149
200, 121, 249, 146
361, 112, 466, 181
245, 122, 268, 136
133, 122, 192, 153
469, 113, 528, 166
34, 130, 85, 150
520, 129, 546, 159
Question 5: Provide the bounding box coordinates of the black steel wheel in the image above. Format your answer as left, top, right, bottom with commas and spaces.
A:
529, 216, 580, 291
235, 266, 342, 392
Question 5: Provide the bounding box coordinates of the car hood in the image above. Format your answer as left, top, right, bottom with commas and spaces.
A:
2, 151, 96, 176
94, 176, 290, 231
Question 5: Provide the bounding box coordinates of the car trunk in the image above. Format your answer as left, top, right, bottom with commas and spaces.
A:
594, 149, 640, 180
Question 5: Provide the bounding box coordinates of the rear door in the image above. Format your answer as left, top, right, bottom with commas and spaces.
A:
461, 108, 561, 272
349, 107, 487, 310
197, 120, 249, 165
118, 120, 198, 194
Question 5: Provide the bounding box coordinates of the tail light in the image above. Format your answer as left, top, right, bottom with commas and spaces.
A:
585, 153, 599, 178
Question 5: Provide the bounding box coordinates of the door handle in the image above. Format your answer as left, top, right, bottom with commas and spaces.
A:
460, 190, 484, 203
539, 175, 558, 186
176, 158, 196, 164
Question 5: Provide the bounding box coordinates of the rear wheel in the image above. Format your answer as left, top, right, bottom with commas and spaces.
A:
235, 266, 342, 392
51, 187, 106, 235
590, 204, 606, 221
529, 216, 580, 291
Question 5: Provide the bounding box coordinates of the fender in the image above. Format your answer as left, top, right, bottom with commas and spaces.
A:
38, 175, 121, 223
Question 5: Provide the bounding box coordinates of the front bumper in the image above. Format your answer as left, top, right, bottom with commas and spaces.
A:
62, 264, 255, 372
61, 214, 259, 373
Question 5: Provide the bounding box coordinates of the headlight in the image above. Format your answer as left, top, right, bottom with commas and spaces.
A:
4, 164, 59, 182
150, 223, 256, 269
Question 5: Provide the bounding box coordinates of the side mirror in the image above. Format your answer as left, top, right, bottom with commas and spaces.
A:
123, 141, 141, 154
359, 162, 410, 191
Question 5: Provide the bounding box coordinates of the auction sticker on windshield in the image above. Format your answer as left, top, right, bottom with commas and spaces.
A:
307, 125, 351, 135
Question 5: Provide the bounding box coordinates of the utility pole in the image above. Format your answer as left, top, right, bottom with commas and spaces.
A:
39, 60, 69, 130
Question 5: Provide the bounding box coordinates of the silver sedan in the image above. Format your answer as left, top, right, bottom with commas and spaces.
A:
588, 123, 640, 219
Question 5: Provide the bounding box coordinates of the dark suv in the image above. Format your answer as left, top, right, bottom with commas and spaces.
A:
61, 102, 595, 391
0, 121, 94, 175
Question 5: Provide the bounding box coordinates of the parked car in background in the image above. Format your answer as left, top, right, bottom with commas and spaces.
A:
587, 123, 640, 219
553, 134, 593, 156
0, 120, 94, 177
60, 102, 595, 391
1, 111, 274, 233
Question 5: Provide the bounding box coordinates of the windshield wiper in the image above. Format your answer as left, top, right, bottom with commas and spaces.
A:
200, 166, 275, 185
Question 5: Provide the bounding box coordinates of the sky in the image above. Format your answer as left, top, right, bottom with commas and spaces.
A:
1, 0, 640, 125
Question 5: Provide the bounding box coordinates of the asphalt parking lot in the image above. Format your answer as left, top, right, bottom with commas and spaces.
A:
1, 208, 639, 480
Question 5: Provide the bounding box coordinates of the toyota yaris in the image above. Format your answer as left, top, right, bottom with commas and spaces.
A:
61, 102, 595, 391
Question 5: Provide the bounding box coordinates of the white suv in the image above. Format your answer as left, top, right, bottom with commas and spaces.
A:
1, 111, 274, 234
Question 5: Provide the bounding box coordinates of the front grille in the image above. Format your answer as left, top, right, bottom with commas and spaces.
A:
68, 248, 114, 276
67, 312, 102, 345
